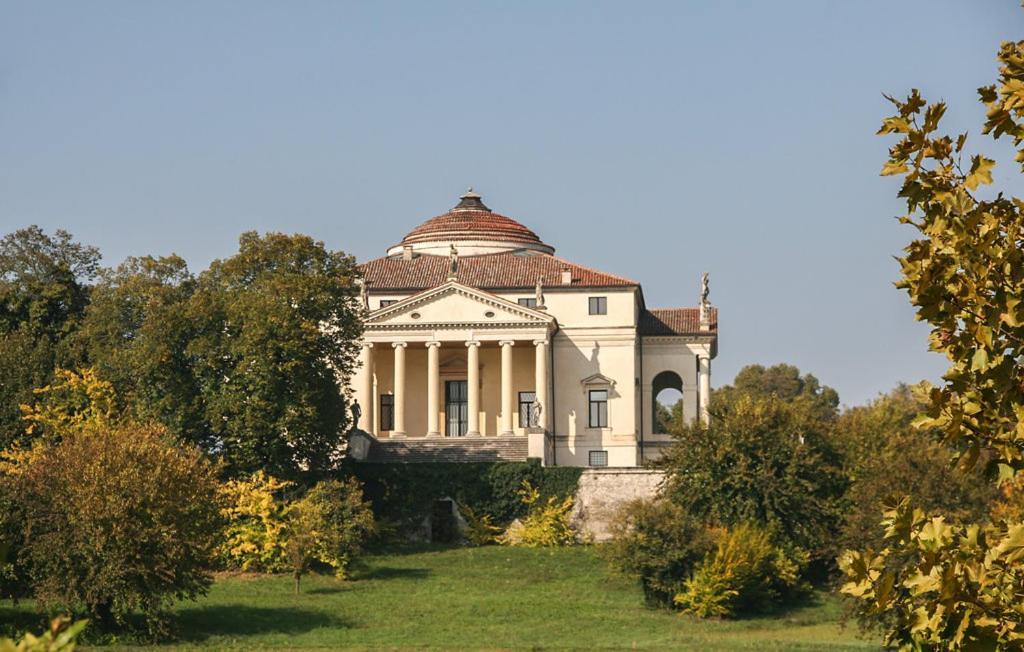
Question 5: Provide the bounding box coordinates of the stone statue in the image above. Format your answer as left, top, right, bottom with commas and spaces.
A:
448, 244, 459, 280
700, 271, 710, 307
350, 400, 362, 432
529, 398, 542, 429
534, 276, 545, 308
358, 279, 369, 311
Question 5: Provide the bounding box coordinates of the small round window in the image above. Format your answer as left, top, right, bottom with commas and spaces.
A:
484, 311, 495, 318
410, 312, 421, 319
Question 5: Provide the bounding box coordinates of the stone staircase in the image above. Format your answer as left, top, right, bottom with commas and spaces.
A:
363, 435, 529, 463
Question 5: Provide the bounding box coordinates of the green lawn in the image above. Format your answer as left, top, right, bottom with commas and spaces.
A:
2, 545, 880, 651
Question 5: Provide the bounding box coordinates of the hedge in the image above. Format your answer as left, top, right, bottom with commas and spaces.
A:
342, 460, 582, 527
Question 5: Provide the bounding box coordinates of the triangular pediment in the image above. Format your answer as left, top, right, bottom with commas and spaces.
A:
365, 281, 555, 328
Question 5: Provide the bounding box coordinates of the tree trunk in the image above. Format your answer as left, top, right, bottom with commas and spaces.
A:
294, 572, 301, 595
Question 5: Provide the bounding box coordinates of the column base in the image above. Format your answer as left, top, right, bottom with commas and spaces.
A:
389, 432, 406, 440
425, 431, 441, 438
499, 431, 514, 437
465, 431, 481, 438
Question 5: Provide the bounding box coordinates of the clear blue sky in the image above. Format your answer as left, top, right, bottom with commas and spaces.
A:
2, 1, 1021, 406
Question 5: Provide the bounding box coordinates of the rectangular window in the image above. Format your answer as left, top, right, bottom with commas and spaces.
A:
380, 394, 394, 431
519, 391, 537, 428
518, 298, 537, 308
588, 296, 607, 315
589, 450, 609, 467
379, 299, 396, 308
588, 389, 608, 428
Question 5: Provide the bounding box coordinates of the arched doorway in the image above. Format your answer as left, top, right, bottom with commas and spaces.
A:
652, 370, 684, 434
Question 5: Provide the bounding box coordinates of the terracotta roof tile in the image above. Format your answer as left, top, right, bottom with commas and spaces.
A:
398, 210, 550, 250
360, 251, 638, 291
639, 307, 717, 336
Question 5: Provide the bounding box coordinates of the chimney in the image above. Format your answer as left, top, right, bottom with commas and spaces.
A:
560, 267, 572, 285
402, 245, 414, 261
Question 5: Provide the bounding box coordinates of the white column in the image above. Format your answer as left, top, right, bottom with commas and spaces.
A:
466, 341, 481, 436
392, 342, 406, 438
426, 341, 441, 437
499, 340, 515, 436
533, 339, 549, 431
698, 354, 711, 425
359, 343, 374, 432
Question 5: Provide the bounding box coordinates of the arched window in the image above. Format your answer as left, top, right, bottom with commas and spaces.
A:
651, 370, 684, 434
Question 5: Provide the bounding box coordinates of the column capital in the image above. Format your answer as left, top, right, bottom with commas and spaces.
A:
532, 339, 548, 347
465, 340, 481, 348
498, 340, 516, 347
424, 341, 442, 348
392, 342, 407, 348
362, 342, 374, 349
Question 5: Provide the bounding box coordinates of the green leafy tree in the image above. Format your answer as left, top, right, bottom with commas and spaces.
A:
832, 384, 994, 553
660, 393, 847, 561
841, 36, 1024, 649
715, 363, 839, 421
73, 255, 206, 448
187, 232, 363, 478
0, 227, 99, 450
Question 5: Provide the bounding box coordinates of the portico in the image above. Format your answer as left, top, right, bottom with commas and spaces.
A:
354, 281, 555, 440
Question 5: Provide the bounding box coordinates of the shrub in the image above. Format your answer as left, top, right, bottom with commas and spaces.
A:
218, 471, 293, 573
674, 523, 808, 618
0, 618, 87, 652
500, 481, 575, 547
601, 499, 715, 606
296, 478, 375, 579
459, 505, 502, 546
10, 421, 223, 636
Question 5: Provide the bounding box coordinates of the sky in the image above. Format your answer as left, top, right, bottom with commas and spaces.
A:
1, 1, 1022, 407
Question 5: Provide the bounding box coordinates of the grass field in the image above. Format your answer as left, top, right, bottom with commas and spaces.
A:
2, 545, 880, 651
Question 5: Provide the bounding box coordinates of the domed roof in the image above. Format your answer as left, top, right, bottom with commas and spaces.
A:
386, 189, 554, 257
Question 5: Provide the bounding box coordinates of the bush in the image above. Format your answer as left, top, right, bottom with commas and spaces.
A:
500, 481, 575, 547
296, 478, 375, 578
0, 618, 87, 652
459, 505, 501, 546
601, 499, 715, 606
674, 523, 808, 618
9, 422, 223, 636
218, 471, 293, 573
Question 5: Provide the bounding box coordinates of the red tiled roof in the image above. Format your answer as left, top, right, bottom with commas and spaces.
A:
639, 307, 717, 336
360, 251, 638, 291
398, 210, 552, 250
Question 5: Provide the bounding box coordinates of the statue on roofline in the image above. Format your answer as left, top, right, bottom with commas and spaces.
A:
448, 244, 459, 280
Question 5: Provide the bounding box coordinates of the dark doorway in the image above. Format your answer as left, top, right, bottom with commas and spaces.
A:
445, 380, 468, 437
431, 499, 457, 543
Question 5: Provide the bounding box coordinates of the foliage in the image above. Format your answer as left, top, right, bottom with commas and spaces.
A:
499, 481, 575, 547
8, 420, 223, 636
601, 498, 715, 606
218, 471, 293, 573
19, 369, 115, 441
832, 384, 995, 552
73, 256, 206, 449
714, 364, 839, 422
659, 393, 846, 560
675, 524, 808, 619
459, 505, 502, 546
0, 227, 99, 450
293, 478, 375, 579
0, 618, 87, 652
840, 34, 1024, 650
348, 460, 582, 533
840, 499, 1024, 649
186, 231, 363, 478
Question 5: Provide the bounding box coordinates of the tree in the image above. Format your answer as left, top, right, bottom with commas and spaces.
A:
0, 227, 99, 450
714, 363, 839, 421
186, 232, 363, 478
74, 255, 207, 448
832, 384, 994, 552
4, 372, 223, 636
660, 393, 847, 561
840, 36, 1024, 649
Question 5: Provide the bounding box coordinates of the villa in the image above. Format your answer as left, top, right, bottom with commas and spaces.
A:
349, 189, 717, 467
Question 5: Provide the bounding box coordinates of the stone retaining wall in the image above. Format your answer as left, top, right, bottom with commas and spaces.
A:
571, 468, 665, 542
